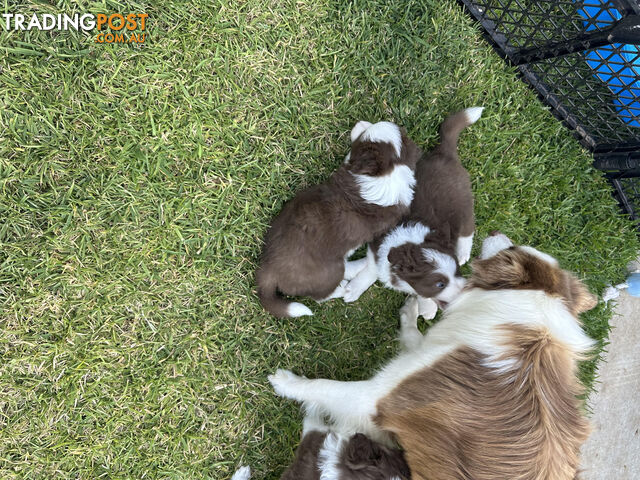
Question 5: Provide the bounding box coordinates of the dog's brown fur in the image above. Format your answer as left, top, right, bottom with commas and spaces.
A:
469, 247, 597, 315
257, 129, 421, 317
375, 247, 596, 480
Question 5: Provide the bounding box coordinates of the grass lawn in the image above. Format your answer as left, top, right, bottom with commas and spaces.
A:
1, 0, 638, 478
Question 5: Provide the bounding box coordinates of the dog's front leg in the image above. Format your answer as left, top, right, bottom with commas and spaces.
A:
417, 296, 438, 320
456, 232, 474, 265
399, 295, 424, 351
268, 370, 381, 438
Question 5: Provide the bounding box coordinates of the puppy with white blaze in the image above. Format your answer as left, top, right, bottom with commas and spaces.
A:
343, 108, 482, 319
230, 410, 410, 480
256, 121, 421, 317
270, 232, 598, 479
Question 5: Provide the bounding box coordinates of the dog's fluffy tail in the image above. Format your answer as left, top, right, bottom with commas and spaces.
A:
256, 267, 313, 318
231, 466, 251, 480
438, 106, 483, 154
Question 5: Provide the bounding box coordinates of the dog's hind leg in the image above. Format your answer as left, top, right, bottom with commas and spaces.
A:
343, 257, 368, 280
317, 279, 349, 302
269, 370, 384, 441
343, 247, 378, 302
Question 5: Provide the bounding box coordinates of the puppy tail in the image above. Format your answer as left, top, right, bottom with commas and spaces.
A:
438, 106, 483, 154
256, 268, 313, 318
231, 465, 251, 480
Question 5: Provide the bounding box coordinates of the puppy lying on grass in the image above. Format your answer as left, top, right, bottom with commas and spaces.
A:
256, 121, 421, 317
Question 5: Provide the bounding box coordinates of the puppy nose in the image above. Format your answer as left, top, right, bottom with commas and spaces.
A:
490, 230, 502, 236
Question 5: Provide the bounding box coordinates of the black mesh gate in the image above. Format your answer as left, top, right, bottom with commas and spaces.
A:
458, 0, 640, 227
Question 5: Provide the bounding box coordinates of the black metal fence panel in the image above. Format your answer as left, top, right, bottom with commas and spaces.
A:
459, 0, 640, 227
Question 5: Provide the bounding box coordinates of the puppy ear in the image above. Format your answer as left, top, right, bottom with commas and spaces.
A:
343, 433, 377, 470
349, 142, 392, 176
566, 274, 598, 315
344, 434, 410, 479
388, 244, 423, 276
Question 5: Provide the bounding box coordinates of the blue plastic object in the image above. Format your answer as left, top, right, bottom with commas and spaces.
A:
627, 272, 640, 297
576, 2, 640, 127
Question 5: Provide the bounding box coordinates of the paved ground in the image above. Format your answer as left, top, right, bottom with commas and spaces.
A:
580, 287, 640, 479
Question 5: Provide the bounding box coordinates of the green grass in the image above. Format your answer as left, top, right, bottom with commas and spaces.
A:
0, 0, 637, 478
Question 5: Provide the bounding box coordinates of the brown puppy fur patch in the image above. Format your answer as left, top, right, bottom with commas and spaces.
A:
339, 433, 411, 480
406, 110, 476, 241
386, 240, 460, 299
280, 430, 325, 480
279, 431, 410, 480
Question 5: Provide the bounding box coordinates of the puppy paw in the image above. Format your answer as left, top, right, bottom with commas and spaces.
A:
417, 297, 438, 320
268, 369, 302, 399
342, 283, 364, 303
457, 252, 471, 265
400, 295, 419, 328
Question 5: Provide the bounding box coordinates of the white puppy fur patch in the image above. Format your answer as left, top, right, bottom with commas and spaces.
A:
417, 295, 438, 320
343, 246, 378, 302
318, 279, 349, 303
318, 433, 345, 480
479, 233, 513, 259
302, 408, 329, 436
350, 121, 373, 143
231, 466, 251, 480
353, 165, 415, 207
519, 245, 559, 266
455, 233, 474, 265
343, 256, 368, 280
464, 106, 484, 124
360, 121, 403, 158
399, 295, 423, 350
287, 302, 313, 317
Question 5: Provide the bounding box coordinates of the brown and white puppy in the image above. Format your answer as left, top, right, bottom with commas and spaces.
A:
256, 121, 421, 317
231, 412, 410, 480
269, 232, 597, 479
342, 108, 482, 318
